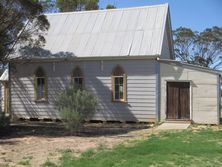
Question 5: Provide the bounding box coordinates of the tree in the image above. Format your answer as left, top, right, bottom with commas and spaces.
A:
39, 0, 58, 13
85, 0, 99, 10
0, 0, 49, 63
56, 0, 99, 12
106, 4, 116, 9
56, 86, 97, 132
173, 26, 222, 69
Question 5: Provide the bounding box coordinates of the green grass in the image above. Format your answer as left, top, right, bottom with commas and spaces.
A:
18, 159, 30, 166
41, 160, 57, 167
43, 129, 222, 167
18, 156, 33, 166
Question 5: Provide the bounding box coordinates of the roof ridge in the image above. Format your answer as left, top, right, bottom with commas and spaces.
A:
44, 3, 168, 16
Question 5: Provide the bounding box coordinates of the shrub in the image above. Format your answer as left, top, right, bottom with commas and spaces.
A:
0, 112, 10, 130
41, 160, 57, 167
56, 86, 97, 132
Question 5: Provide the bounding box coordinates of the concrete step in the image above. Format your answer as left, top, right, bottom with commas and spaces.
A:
157, 122, 191, 130
164, 120, 192, 124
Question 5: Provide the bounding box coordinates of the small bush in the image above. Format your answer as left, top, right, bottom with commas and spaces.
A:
41, 160, 57, 167
18, 159, 30, 166
56, 86, 97, 132
0, 112, 10, 130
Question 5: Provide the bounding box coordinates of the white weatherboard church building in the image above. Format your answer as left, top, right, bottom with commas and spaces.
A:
0, 4, 221, 124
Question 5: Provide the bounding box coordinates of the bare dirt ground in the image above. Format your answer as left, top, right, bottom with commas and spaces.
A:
0, 122, 155, 167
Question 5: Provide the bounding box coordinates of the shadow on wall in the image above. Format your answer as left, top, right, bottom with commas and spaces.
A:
12, 64, 139, 122
10, 46, 76, 119
11, 77, 37, 118
10, 68, 81, 119
12, 73, 138, 122
87, 76, 138, 122
11, 75, 75, 119
10, 46, 157, 123
11, 77, 57, 119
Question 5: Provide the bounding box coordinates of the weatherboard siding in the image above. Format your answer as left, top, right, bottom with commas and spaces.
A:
10, 60, 157, 122
1, 84, 4, 112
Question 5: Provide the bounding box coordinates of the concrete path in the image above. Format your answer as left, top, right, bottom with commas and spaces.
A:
156, 122, 191, 130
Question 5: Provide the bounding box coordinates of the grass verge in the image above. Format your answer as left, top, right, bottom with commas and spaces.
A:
42, 128, 222, 167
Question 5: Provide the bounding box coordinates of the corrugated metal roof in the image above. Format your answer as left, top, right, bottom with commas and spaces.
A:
11, 4, 169, 59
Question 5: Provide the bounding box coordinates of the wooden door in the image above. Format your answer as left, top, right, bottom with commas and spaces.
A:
167, 82, 190, 120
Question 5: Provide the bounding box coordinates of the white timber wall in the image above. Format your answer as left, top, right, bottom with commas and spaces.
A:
10, 59, 158, 122
1, 84, 4, 112
160, 62, 220, 124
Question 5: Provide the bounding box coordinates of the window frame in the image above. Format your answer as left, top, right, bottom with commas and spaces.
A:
71, 66, 84, 89
71, 76, 84, 88
111, 65, 127, 103
34, 67, 47, 102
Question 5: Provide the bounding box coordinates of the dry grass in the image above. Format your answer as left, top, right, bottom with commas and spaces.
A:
0, 122, 153, 167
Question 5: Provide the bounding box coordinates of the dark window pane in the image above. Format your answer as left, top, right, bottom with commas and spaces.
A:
73, 77, 83, 89
115, 85, 119, 92
119, 77, 123, 84
79, 78, 83, 85
36, 78, 45, 99
41, 78, 45, 85
115, 92, 119, 100
115, 77, 119, 84
113, 75, 125, 101
37, 78, 41, 85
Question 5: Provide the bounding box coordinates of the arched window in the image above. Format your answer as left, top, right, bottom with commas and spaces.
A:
111, 65, 127, 102
72, 66, 84, 88
34, 67, 47, 100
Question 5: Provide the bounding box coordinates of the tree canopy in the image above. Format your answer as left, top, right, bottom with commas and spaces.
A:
0, 0, 49, 62
42, 0, 117, 12
106, 4, 116, 9
56, 0, 99, 12
173, 26, 222, 69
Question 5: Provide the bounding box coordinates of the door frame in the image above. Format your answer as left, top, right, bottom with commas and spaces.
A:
165, 80, 192, 120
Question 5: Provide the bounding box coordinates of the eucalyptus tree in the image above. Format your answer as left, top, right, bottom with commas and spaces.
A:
0, 0, 49, 62
56, 0, 99, 12
173, 26, 222, 69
